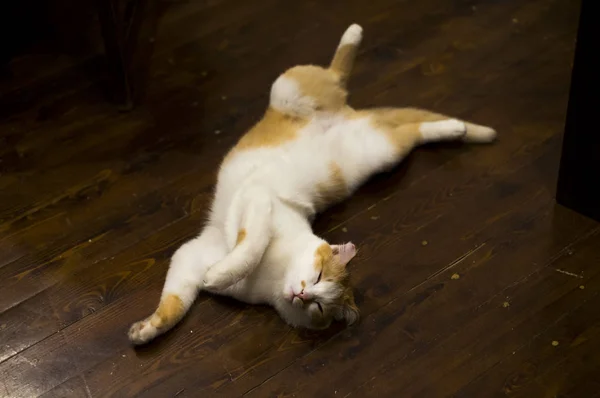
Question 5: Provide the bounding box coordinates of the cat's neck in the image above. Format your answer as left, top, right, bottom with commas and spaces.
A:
262, 198, 324, 281
271, 196, 315, 237
274, 202, 326, 263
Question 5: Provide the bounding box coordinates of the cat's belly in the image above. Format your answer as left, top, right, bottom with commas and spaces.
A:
212, 113, 370, 215
213, 147, 329, 217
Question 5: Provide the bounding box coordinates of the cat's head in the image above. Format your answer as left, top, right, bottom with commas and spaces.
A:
282, 241, 359, 330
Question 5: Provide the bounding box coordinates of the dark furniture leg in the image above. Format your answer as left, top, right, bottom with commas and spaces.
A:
556, 0, 600, 222
96, 0, 159, 111
97, 0, 134, 110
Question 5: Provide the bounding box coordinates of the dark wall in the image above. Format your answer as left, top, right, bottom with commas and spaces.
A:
0, 0, 100, 74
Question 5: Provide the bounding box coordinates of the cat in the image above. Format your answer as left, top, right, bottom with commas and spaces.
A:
128, 23, 496, 345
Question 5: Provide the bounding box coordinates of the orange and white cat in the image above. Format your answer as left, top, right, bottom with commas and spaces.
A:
129, 24, 496, 344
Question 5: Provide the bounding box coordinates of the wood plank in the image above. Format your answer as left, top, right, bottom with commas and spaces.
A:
0, 210, 209, 397
0, 159, 217, 312
364, 229, 600, 397
455, 230, 600, 397
38, 376, 90, 398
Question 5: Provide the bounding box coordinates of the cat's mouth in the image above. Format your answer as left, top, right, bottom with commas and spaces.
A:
285, 288, 308, 307
292, 297, 304, 308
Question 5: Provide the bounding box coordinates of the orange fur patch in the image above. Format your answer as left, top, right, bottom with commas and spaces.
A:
359, 107, 447, 126
315, 162, 348, 211
224, 65, 350, 164
285, 66, 347, 112
236, 229, 247, 245
150, 294, 184, 329
312, 243, 359, 326
234, 109, 306, 151
314, 243, 333, 268
357, 107, 449, 154
314, 243, 347, 282
330, 43, 358, 82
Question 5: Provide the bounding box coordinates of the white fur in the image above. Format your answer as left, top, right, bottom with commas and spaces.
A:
270, 75, 316, 117
462, 123, 497, 143
203, 186, 273, 290
339, 24, 363, 46
419, 119, 466, 142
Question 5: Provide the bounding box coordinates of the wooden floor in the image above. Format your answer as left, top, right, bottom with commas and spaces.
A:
1, 0, 598, 397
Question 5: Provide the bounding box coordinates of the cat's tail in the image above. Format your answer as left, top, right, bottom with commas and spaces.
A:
330, 24, 363, 85
202, 186, 273, 291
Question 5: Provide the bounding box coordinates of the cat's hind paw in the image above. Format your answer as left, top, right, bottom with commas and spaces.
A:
420, 119, 467, 142
128, 318, 159, 345
340, 24, 363, 46
438, 119, 467, 138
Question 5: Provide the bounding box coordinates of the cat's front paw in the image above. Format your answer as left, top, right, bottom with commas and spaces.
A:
128, 318, 158, 345
202, 268, 236, 291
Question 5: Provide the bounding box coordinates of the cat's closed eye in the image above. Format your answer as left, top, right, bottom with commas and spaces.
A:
316, 302, 324, 314
316, 270, 322, 283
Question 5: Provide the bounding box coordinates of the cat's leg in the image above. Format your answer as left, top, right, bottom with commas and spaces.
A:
334, 108, 496, 189
202, 186, 273, 291
366, 107, 497, 144
330, 24, 363, 84
128, 225, 226, 345
387, 118, 468, 152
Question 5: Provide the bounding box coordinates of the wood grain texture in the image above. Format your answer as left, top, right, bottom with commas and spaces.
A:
1, 0, 595, 397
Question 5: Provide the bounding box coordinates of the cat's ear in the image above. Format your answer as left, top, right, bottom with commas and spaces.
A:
331, 242, 357, 267
335, 292, 359, 326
